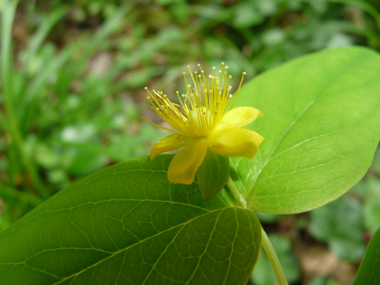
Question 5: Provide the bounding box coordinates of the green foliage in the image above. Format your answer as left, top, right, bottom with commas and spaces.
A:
232, 47, 380, 214
2, 0, 380, 230
0, 2, 165, 230
309, 195, 366, 261
353, 178, 380, 234
2, 0, 380, 283
1, 46, 380, 283
353, 227, 380, 285
196, 149, 230, 202
0, 156, 261, 284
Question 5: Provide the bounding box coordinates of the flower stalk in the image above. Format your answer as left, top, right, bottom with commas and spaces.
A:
226, 176, 246, 208
261, 226, 289, 285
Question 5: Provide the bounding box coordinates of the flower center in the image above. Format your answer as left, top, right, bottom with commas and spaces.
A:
143, 63, 246, 137
187, 107, 213, 136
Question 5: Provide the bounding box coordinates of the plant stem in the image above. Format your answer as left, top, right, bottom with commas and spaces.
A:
226, 177, 245, 208
261, 226, 288, 285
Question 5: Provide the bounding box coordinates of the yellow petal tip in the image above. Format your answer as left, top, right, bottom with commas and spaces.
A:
168, 176, 194, 185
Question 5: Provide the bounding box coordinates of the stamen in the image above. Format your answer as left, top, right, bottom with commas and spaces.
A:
144, 63, 246, 136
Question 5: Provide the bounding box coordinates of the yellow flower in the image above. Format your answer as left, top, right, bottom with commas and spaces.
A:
143, 63, 264, 184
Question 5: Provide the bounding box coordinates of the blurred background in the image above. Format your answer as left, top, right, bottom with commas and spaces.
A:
1, 0, 380, 284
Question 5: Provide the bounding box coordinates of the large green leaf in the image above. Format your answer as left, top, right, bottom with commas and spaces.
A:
231, 47, 380, 214
0, 156, 261, 285
353, 227, 380, 285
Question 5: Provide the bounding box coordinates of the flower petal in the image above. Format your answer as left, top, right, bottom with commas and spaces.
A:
168, 138, 208, 184
217, 107, 262, 130
150, 134, 188, 160
208, 128, 264, 159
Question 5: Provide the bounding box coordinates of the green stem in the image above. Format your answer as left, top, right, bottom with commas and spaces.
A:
1, 0, 49, 198
261, 226, 288, 285
226, 177, 245, 208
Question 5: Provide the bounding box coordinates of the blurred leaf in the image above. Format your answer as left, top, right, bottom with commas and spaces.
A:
0, 206, 13, 233
373, 148, 380, 173
67, 150, 108, 176
261, 28, 286, 47
0, 184, 44, 207
353, 227, 380, 285
192, 5, 231, 23
34, 143, 59, 169
257, 0, 278, 16
47, 169, 69, 186
155, 0, 183, 5
21, 5, 68, 76
233, 4, 264, 28
308, 276, 330, 285
362, 179, 380, 234
351, 177, 380, 233
352, 179, 370, 197
60, 124, 98, 143
309, 195, 366, 261
231, 47, 380, 214
0, 156, 261, 284
256, 212, 282, 224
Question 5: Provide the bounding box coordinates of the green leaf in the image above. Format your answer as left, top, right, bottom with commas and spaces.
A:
353, 227, 380, 285
231, 47, 380, 214
196, 149, 230, 202
0, 156, 261, 284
